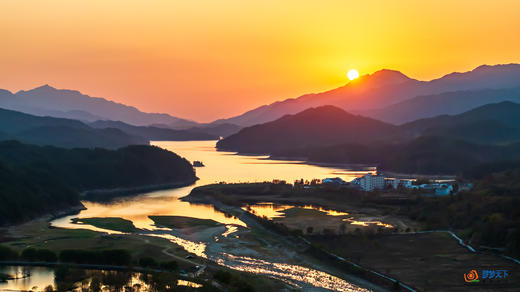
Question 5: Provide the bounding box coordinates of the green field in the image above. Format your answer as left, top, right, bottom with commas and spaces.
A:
149, 216, 221, 229
281, 207, 329, 218
73, 217, 138, 233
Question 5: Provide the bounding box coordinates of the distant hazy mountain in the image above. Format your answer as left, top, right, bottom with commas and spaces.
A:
151, 122, 242, 138
0, 85, 198, 128
185, 123, 242, 138
212, 64, 520, 127
365, 87, 520, 124
0, 107, 146, 148
90, 120, 218, 141
217, 105, 401, 153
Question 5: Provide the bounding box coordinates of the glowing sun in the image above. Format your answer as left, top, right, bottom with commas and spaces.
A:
347, 69, 359, 80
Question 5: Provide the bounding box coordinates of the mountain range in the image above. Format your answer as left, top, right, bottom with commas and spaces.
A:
0, 85, 197, 128
90, 120, 218, 141
2, 63, 519, 145
3, 63, 519, 135
0, 107, 219, 149
217, 105, 401, 154
217, 102, 520, 174
212, 64, 520, 126
0, 107, 146, 149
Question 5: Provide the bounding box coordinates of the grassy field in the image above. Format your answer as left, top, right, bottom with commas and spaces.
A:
310, 232, 520, 291
149, 216, 221, 229
72, 217, 138, 233
276, 207, 345, 234
187, 183, 418, 233
1, 220, 203, 270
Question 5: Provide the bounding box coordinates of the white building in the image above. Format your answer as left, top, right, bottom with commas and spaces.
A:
353, 173, 385, 191
384, 178, 415, 189
385, 178, 400, 189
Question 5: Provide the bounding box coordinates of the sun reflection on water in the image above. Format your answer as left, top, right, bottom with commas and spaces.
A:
243, 203, 350, 219
214, 253, 369, 292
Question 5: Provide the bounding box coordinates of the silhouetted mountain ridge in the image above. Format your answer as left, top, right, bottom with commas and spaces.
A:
0, 107, 146, 148
0, 85, 198, 128
90, 120, 219, 141
217, 105, 401, 153
212, 63, 520, 127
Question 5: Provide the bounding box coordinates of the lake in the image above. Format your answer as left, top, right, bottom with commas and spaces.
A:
53, 140, 375, 231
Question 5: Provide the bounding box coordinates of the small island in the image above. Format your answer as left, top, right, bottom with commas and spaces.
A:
193, 160, 205, 167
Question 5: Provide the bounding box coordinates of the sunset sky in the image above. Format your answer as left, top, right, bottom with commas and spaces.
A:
1, 0, 519, 122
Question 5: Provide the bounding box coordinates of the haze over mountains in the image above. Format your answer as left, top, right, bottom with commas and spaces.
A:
213, 64, 520, 126
0, 107, 146, 149
0, 85, 197, 128
1, 63, 519, 145
0, 107, 219, 149
2, 64, 519, 134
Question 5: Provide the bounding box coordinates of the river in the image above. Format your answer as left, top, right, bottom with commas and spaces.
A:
3, 140, 377, 291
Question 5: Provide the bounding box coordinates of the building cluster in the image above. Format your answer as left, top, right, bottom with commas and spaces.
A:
348, 173, 461, 195
407, 182, 454, 195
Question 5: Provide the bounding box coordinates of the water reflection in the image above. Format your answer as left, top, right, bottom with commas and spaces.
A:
146, 233, 207, 258
343, 217, 394, 228
213, 253, 369, 292
0, 266, 155, 292
46, 141, 375, 291
243, 203, 350, 219
53, 141, 372, 232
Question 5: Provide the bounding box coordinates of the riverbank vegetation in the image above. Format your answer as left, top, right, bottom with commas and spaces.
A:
0, 141, 197, 226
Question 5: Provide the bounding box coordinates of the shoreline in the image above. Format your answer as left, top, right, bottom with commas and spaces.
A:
217, 147, 457, 178
1, 180, 197, 230
80, 179, 198, 202
0, 204, 86, 232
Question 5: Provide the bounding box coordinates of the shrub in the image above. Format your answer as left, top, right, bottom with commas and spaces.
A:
0, 245, 18, 260
139, 257, 158, 268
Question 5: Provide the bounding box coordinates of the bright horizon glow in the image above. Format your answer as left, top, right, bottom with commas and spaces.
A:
1, 0, 520, 122
347, 69, 360, 80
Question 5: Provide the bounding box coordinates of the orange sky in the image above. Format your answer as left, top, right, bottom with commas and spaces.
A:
1, 0, 519, 122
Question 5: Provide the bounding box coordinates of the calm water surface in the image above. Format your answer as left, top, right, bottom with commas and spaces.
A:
53, 140, 374, 230
8, 141, 375, 291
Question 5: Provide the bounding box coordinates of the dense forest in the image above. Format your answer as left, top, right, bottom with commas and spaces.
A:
0, 141, 197, 225
406, 161, 520, 256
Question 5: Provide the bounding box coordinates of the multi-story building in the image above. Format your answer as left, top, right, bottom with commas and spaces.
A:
352, 173, 385, 191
